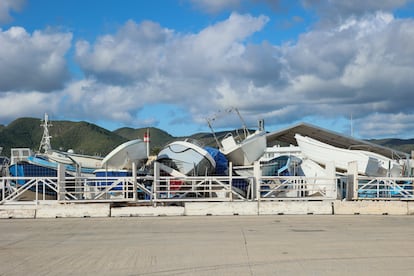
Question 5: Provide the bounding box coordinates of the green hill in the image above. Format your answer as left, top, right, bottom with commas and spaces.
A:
368, 138, 414, 155
114, 127, 174, 147
0, 118, 127, 157
1, 117, 414, 158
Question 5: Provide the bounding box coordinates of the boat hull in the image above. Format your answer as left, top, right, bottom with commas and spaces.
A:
221, 131, 267, 166
295, 134, 402, 177
101, 139, 147, 170
46, 150, 103, 169
157, 141, 216, 176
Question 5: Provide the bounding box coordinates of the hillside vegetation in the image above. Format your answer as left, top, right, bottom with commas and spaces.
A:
1, 117, 414, 158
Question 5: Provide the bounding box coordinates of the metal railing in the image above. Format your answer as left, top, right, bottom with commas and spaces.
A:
2, 163, 414, 204
0, 174, 254, 204
357, 177, 414, 199
258, 175, 339, 200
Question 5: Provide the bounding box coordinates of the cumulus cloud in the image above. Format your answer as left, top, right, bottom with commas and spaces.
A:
75, 20, 172, 84
302, 0, 412, 26
68, 10, 414, 137
0, 90, 61, 121
0, 26, 72, 92
74, 13, 272, 104
274, 12, 414, 137
4, 3, 414, 138
0, 0, 25, 23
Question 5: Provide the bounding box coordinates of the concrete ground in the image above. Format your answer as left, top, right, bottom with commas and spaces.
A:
1, 215, 414, 275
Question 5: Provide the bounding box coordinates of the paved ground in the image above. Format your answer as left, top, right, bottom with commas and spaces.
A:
1, 215, 414, 275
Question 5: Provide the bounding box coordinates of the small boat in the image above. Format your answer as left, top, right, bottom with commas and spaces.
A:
101, 139, 147, 170
45, 149, 103, 170
220, 129, 267, 166
295, 133, 402, 177
232, 145, 302, 177
207, 108, 266, 166
27, 155, 96, 175
157, 140, 216, 176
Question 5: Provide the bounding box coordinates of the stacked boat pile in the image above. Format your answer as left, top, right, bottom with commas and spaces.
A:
228, 133, 402, 178
3, 111, 405, 200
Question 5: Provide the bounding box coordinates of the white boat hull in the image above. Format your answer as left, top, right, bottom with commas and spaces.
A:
295, 134, 402, 177
101, 139, 147, 170
46, 150, 103, 169
221, 130, 267, 166
157, 141, 216, 176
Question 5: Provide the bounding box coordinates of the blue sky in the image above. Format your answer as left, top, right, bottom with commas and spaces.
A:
1, 0, 414, 139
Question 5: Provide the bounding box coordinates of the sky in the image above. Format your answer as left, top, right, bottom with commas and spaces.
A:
1, 0, 414, 139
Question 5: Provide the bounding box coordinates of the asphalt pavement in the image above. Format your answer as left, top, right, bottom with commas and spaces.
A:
1, 215, 414, 275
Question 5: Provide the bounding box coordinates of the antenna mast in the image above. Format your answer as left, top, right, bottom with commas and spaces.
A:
39, 113, 52, 153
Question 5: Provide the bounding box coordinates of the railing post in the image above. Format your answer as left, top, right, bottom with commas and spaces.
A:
132, 162, 137, 201
347, 161, 358, 200
57, 163, 66, 201
253, 161, 261, 201
153, 162, 159, 205
229, 162, 233, 201
326, 161, 336, 199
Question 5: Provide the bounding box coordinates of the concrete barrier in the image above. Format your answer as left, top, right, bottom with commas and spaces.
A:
334, 200, 408, 215
2, 200, 414, 218
0, 205, 36, 219
406, 201, 414, 215
258, 200, 334, 215
36, 203, 110, 218
111, 206, 185, 217
185, 202, 258, 216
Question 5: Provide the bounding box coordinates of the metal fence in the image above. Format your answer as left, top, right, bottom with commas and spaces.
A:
1, 163, 414, 205
357, 177, 414, 199
257, 175, 340, 200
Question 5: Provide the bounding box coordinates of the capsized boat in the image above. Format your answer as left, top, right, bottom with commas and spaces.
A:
101, 139, 147, 170
295, 133, 402, 177
157, 140, 216, 176
232, 145, 302, 177
45, 150, 103, 170
207, 108, 266, 166
220, 129, 267, 166
27, 155, 96, 175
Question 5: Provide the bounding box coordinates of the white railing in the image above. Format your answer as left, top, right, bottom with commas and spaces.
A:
1, 176, 58, 202
357, 177, 414, 199
258, 176, 339, 200
2, 162, 414, 204
151, 175, 253, 202
0, 174, 254, 204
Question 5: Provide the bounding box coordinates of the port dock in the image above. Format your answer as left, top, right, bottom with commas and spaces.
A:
1, 215, 414, 275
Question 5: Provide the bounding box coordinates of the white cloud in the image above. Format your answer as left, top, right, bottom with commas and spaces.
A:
302, 0, 411, 22
75, 20, 173, 84
0, 26, 72, 92
74, 13, 271, 108
355, 113, 414, 138
3, 5, 414, 138
0, 0, 25, 23
0, 90, 60, 121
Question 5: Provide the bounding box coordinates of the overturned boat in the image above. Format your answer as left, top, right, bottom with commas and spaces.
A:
207, 108, 267, 166
101, 139, 147, 170
157, 140, 216, 176
295, 133, 402, 177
